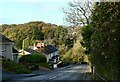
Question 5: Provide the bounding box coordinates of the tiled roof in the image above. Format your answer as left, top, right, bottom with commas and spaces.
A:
25, 48, 42, 55
42, 45, 58, 54
0, 34, 13, 43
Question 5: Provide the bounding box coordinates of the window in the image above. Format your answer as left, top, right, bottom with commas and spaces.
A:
0, 45, 6, 52
13, 55, 18, 62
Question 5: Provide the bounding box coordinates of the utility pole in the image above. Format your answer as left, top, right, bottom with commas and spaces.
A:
22, 39, 25, 55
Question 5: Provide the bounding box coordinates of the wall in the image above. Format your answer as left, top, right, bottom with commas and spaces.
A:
0, 43, 13, 60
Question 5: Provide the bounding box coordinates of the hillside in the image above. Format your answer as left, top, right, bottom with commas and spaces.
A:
1, 21, 86, 63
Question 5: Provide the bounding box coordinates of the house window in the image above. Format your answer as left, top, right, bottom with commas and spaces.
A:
13, 55, 18, 62
0, 45, 6, 52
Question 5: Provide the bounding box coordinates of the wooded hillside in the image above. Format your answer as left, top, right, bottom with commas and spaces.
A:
1, 21, 86, 64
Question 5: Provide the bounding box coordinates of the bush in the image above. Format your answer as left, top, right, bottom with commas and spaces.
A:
2, 59, 32, 74
19, 54, 46, 63
39, 62, 49, 68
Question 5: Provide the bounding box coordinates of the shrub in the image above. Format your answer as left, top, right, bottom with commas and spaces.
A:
39, 62, 49, 68
2, 59, 32, 74
19, 54, 46, 63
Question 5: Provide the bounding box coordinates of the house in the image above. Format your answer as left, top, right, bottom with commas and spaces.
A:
0, 34, 19, 62
28, 41, 60, 68
41, 45, 60, 68
26, 44, 60, 64
19, 40, 60, 68
12, 48, 19, 62
19, 48, 43, 56
41, 45, 59, 63
19, 50, 31, 56
32, 41, 60, 63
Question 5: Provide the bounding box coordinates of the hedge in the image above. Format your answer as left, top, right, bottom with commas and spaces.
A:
19, 54, 46, 63
2, 59, 32, 74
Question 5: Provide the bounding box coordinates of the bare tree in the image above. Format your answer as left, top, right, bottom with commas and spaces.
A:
63, 0, 94, 26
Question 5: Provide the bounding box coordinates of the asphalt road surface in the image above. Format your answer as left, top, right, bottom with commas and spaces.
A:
5, 64, 91, 82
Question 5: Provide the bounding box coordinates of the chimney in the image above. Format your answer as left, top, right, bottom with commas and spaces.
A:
41, 43, 44, 48
34, 43, 36, 47
37, 43, 41, 48
36, 41, 45, 48
33, 43, 38, 50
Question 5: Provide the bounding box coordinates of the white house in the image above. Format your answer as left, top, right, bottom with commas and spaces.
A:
0, 34, 19, 62
29, 41, 60, 63
36, 44, 60, 69
42, 45, 59, 63
28, 41, 60, 68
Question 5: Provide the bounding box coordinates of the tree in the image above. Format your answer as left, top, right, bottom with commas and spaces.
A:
63, 0, 94, 56
63, 49, 72, 63
63, 0, 94, 26
81, 25, 93, 54
90, 2, 120, 80
64, 1, 120, 80
81, 2, 120, 80
72, 41, 85, 63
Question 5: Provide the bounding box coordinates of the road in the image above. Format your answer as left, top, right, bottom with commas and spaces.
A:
5, 64, 91, 82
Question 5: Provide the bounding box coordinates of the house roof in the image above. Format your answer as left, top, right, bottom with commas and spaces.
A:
25, 48, 43, 55
23, 45, 58, 55
42, 45, 58, 54
13, 48, 18, 53
0, 34, 13, 43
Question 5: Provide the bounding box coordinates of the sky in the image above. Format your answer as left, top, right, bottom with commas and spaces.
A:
0, 0, 118, 25
0, 0, 76, 25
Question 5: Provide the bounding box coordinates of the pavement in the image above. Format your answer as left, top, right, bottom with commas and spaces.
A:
2, 64, 92, 81
83, 64, 92, 80
12, 64, 92, 81
1, 69, 51, 81
1, 65, 73, 81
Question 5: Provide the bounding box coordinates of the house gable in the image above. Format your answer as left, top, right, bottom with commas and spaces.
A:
0, 34, 14, 44
0, 34, 14, 60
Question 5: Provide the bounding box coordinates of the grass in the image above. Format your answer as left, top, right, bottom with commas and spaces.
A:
39, 62, 49, 68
